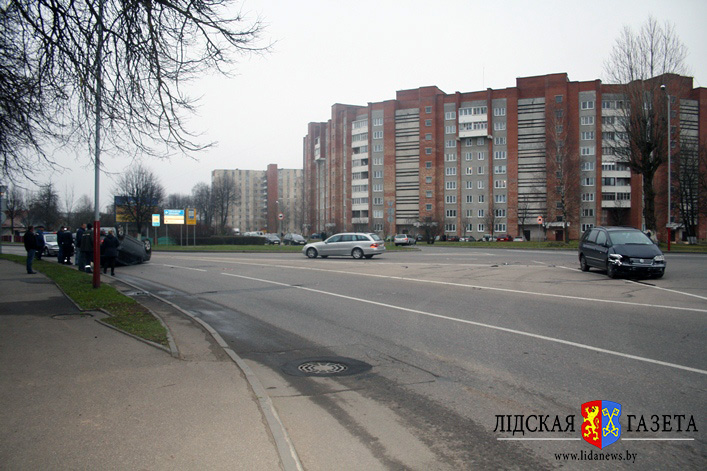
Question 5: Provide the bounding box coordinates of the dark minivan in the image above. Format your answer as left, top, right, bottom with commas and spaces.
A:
578, 226, 665, 279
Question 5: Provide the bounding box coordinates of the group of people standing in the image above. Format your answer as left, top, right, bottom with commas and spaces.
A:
23, 224, 120, 276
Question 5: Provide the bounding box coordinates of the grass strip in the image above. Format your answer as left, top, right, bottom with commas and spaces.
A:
1, 254, 168, 346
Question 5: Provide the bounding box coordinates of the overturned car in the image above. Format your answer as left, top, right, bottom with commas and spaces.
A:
100, 226, 152, 266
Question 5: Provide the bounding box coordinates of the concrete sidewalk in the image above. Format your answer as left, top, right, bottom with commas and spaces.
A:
0, 259, 282, 470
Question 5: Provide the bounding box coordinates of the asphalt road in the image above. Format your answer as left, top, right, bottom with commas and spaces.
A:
8, 244, 706, 469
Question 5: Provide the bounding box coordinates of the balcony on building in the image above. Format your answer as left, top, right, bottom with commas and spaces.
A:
458, 119, 489, 139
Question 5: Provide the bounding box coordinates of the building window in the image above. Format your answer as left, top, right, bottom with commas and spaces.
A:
426, 191, 433, 198
445, 111, 456, 120
425, 106, 432, 114
495, 194, 506, 203
425, 148, 432, 155
373, 197, 383, 205
582, 177, 595, 186
425, 133, 432, 141
426, 161, 432, 168
478, 209, 485, 218
494, 179, 507, 188
478, 224, 485, 232
372, 118, 383, 126
426, 176, 433, 183
581, 131, 595, 140
466, 180, 474, 189
477, 181, 485, 189
425, 119, 432, 126
446, 181, 457, 190
476, 137, 485, 145
373, 210, 383, 218
494, 151, 507, 160
373, 170, 383, 178
445, 223, 456, 232
494, 122, 506, 131
580, 116, 595, 126
446, 195, 456, 204
466, 167, 473, 175
477, 151, 486, 160
445, 153, 457, 162
478, 194, 485, 203
495, 209, 506, 218
426, 204, 432, 210
494, 165, 507, 174
445, 125, 456, 134
582, 193, 595, 202
373, 131, 383, 139
582, 208, 595, 217
373, 184, 383, 192
581, 162, 595, 171
493, 107, 506, 116
495, 223, 507, 232
582, 223, 594, 232
555, 95, 563, 103
477, 166, 485, 175
466, 195, 474, 203
373, 144, 383, 152
446, 139, 456, 148
580, 147, 595, 156
445, 167, 457, 176
581, 100, 595, 110
465, 152, 473, 161
495, 137, 506, 145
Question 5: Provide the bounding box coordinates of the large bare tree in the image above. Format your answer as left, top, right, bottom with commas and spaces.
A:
2, 1, 267, 183
192, 182, 213, 228
674, 139, 705, 243
28, 183, 61, 229
603, 15, 689, 236
211, 173, 238, 233
546, 110, 580, 242
3, 185, 26, 240
113, 164, 164, 236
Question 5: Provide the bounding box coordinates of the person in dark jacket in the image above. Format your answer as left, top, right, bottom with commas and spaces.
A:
75, 223, 86, 266
35, 227, 45, 260
101, 230, 120, 276
58, 227, 74, 264
79, 223, 94, 272
23, 226, 38, 274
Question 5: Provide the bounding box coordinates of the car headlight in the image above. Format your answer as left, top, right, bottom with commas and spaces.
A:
653, 255, 665, 263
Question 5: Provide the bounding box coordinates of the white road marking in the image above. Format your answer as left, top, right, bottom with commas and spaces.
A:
175, 256, 707, 314
220, 272, 707, 375
154, 263, 207, 272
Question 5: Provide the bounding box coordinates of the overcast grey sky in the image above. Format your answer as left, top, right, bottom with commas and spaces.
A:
28, 0, 707, 211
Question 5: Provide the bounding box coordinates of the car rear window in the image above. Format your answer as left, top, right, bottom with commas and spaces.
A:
369, 234, 383, 241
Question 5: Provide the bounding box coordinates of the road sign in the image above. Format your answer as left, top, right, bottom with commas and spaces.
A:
152, 214, 160, 227
278, 213, 284, 221
164, 209, 185, 225
186, 208, 197, 226
537, 216, 544, 225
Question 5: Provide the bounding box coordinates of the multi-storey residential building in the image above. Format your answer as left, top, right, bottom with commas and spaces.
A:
212, 164, 303, 234
303, 73, 706, 241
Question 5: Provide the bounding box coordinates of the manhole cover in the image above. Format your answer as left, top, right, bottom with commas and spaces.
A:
52, 313, 94, 320
282, 357, 372, 377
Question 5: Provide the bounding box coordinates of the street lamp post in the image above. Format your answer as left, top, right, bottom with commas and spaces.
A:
661, 84, 672, 250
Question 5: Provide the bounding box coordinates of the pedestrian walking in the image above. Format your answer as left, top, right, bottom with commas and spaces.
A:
75, 224, 86, 266
80, 224, 94, 272
102, 230, 120, 276
23, 226, 38, 274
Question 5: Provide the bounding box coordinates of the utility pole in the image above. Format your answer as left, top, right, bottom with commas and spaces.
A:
92, 0, 105, 288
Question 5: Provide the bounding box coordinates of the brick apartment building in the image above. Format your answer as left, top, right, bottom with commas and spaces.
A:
212, 164, 303, 235
303, 72, 706, 242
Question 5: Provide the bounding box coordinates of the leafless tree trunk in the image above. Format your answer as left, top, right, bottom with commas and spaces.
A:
113, 164, 164, 236
212, 173, 238, 234
674, 140, 705, 242
546, 109, 580, 243
191, 182, 213, 228
603, 15, 689, 236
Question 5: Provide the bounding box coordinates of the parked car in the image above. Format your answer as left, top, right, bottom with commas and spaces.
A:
496, 234, 513, 242
303, 232, 386, 259
447, 235, 460, 242
264, 233, 281, 245
393, 234, 416, 246
459, 236, 476, 242
42, 232, 59, 256
578, 226, 666, 279
513, 237, 525, 242
100, 226, 151, 266
282, 233, 307, 245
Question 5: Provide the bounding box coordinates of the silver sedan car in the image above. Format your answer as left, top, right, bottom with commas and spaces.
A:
302, 232, 386, 259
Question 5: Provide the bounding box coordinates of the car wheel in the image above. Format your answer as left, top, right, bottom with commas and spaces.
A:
607, 263, 618, 279
351, 248, 364, 259
579, 255, 589, 272
306, 248, 318, 259
143, 239, 151, 252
